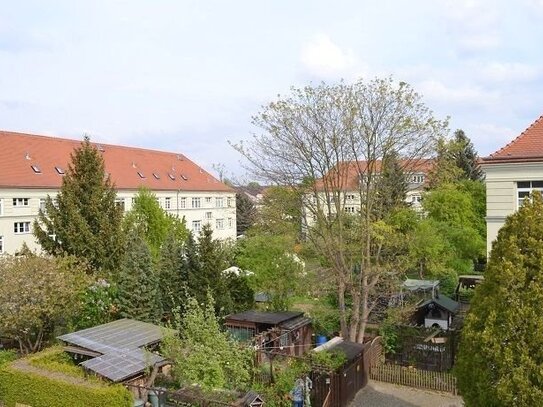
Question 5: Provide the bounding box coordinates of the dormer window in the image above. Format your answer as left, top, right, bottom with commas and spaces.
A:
31, 165, 41, 174
168, 173, 176, 180
55, 166, 65, 175
181, 174, 188, 181
137, 172, 145, 179
153, 173, 160, 180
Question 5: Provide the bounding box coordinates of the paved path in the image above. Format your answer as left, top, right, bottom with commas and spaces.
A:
351, 381, 463, 407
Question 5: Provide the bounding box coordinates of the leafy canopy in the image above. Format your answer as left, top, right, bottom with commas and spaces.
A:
456, 193, 543, 406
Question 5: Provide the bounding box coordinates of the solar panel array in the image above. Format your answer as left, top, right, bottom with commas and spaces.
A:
58, 319, 173, 382
81, 348, 166, 382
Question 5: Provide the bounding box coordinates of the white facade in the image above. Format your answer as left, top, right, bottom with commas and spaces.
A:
482, 161, 543, 253
0, 188, 236, 255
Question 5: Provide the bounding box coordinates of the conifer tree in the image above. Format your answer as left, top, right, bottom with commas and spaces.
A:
456, 193, 543, 406
236, 192, 256, 236
377, 151, 408, 215
34, 136, 124, 273
117, 233, 160, 323
157, 230, 187, 321
453, 129, 483, 181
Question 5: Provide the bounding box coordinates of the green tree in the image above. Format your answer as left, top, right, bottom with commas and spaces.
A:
124, 187, 188, 258
376, 151, 408, 214
33, 136, 124, 273
116, 234, 160, 323
237, 233, 304, 311
236, 192, 257, 236
456, 193, 543, 406
157, 230, 188, 322
233, 78, 446, 342
0, 255, 89, 353
452, 129, 483, 181
161, 295, 252, 391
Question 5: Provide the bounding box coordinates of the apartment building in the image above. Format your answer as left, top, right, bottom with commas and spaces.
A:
481, 114, 543, 253
0, 131, 236, 255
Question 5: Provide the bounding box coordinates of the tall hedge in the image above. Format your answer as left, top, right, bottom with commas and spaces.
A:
0, 349, 132, 407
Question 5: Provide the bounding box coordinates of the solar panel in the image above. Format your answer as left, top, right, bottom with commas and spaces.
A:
82, 349, 166, 382
58, 319, 170, 354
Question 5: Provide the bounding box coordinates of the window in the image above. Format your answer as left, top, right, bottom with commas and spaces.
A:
216, 197, 224, 208
115, 198, 125, 211
55, 166, 65, 175
0, 236, 3, 254
411, 195, 422, 203
517, 181, 543, 208
410, 174, 425, 184
31, 164, 41, 173
205, 211, 212, 220
13, 198, 29, 207
153, 173, 160, 180
137, 171, 145, 178
227, 197, 233, 207
205, 197, 212, 204
181, 174, 189, 181
14, 222, 30, 234
0, 199, 3, 216
346, 194, 355, 201
344, 206, 356, 213
164, 197, 171, 209
168, 173, 176, 181
216, 218, 224, 230
192, 220, 201, 233
179, 197, 186, 208
39, 198, 46, 212
192, 197, 201, 208
228, 218, 233, 228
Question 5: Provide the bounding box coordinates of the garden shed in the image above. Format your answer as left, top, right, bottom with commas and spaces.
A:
225, 310, 312, 356
415, 295, 460, 330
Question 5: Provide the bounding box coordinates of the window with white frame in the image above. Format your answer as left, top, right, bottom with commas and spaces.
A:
227, 197, 233, 207
345, 194, 355, 201
410, 174, 425, 184
216, 197, 224, 208
205, 211, 212, 220
192, 197, 201, 208
0, 236, 3, 254
13, 198, 29, 207
164, 197, 171, 210
115, 198, 125, 211
216, 218, 224, 230
14, 222, 31, 234
228, 218, 233, 228
517, 181, 543, 208
192, 220, 201, 233
179, 197, 186, 208
205, 197, 212, 204
411, 195, 422, 203
344, 206, 356, 213
39, 198, 46, 212
0, 199, 3, 216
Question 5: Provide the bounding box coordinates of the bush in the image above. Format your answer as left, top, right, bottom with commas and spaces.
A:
0, 348, 132, 407
0, 350, 17, 367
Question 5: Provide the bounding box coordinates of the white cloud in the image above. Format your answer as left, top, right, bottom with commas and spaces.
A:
300, 34, 359, 79
477, 62, 540, 82
418, 79, 499, 106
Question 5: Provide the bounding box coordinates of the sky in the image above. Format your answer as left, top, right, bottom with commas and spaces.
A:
1, 0, 543, 180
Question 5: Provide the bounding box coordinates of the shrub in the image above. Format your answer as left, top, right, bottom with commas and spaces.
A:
0, 348, 132, 407
0, 350, 17, 367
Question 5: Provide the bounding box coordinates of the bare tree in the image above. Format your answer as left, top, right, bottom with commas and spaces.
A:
232, 78, 447, 342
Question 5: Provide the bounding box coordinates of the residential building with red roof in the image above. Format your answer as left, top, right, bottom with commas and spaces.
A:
0, 131, 236, 255
481, 115, 543, 252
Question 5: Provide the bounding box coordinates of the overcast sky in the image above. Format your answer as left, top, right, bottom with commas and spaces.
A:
2, 0, 543, 179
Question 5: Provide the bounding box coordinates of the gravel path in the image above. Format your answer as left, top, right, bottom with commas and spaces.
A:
350, 381, 463, 407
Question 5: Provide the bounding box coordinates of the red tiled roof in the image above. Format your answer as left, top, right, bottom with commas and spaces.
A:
0, 131, 232, 192
315, 159, 433, 190
483, 115, 543, 163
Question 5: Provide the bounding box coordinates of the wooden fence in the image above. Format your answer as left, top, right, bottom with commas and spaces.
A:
370, 363, 457, 394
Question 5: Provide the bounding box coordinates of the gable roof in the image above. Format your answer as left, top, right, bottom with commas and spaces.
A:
483, 115, 543, 163
0, 130, 232, 192
418, 295, 460, 314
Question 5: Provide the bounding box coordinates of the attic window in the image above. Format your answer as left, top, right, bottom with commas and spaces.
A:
97, 144, 105, 152
137, 171, 145, 179
31, 165, 42, 174
55, 166, 65, 175
181, 174, 188, 181
153, 173, 160, 180
168, 173, 176, 181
